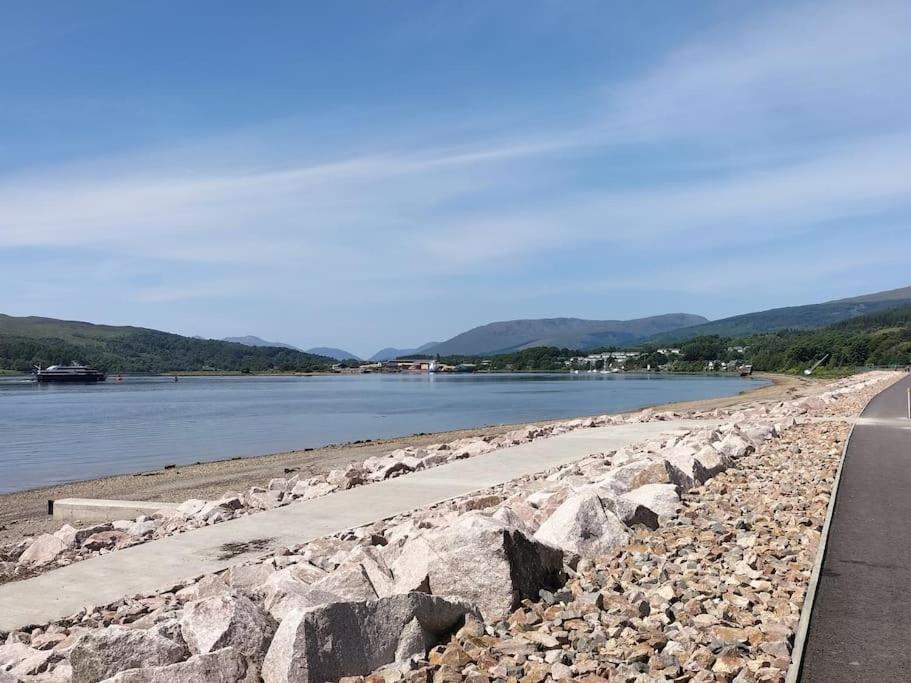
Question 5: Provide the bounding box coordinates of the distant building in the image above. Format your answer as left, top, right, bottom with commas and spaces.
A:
570, 351, 640, 369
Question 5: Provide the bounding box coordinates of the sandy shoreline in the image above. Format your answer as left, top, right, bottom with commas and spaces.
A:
0, 372, 805, 545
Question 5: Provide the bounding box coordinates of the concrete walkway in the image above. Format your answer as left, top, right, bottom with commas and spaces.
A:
800, 374, 911, 681
0, 419, 712, 632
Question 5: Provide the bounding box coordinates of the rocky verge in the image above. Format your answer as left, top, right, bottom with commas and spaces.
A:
0, 371, 899, 682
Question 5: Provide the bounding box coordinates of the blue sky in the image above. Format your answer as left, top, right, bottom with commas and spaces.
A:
2, 1, 911, 357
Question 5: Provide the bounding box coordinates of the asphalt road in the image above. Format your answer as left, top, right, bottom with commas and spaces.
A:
800, 373, 911, 682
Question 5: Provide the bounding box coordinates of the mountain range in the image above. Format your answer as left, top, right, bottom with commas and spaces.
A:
369, 343, 441, 362
4, 283, 910, 371
222, 335, 301, 350
223, 336, 361, 361
418, 313, 708, 357
349, 285, 911, 358
305, 347, 362, 361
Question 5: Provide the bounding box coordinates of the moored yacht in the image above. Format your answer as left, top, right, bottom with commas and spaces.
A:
34, 362, 106, 383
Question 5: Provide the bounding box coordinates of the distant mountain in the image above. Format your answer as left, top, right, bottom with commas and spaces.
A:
647, 284, 911, 343
835, 284, 911, 304
424, 314, 708, 357
222, 335, 301, 350
0, 315, 333, 373
306, 347, 361, 361
369, 342, 441, 362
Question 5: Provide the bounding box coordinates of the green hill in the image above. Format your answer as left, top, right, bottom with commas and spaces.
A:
643, 304, 911, 374
0, 315, 334, 373
647, 285, 911, 343
742, 304, 911, 371
425, 313, 708, 356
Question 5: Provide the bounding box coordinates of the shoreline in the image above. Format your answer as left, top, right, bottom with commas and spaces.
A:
0, 372, 803, 545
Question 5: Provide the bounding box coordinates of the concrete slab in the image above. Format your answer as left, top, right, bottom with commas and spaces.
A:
0, 419, 713, 632
52, 498, 180, 523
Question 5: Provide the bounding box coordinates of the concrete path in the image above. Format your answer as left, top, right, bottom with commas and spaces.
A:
0, 419, 712, 632
800, 374, 911, 682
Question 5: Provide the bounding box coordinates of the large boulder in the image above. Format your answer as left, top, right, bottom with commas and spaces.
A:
17, 534, 68, 566
490, 506, 533, 535
661, 447, 699, 491
0, 561, 16, 582
179, 593, 273, 661
693, 445, 732, 479
126, 519, 160, 538
389, 537, 434, 594
613, 484, 680, 528
261, 593, 478, 683
308, 563, 377, 603
176, 575, 231, 602
69, 627, 188, 683
82, 530, 131, 551
225, 563, 273, 591
193, 503, 235, 525
176, 499, 207, 516
391, 514, 563, 622
326, 467, 364, 490
716, 432, 755, 459
257, 565, 329, 621
338, 546, 396, 597
247, 489, 284, 510
54, 523, 113, 548
99, 647, 247, 683
664, 444, 732, 491
7, 648, 54, 677
0, 642, 34, 670
534, 491, 629, 558
373, 460, 413, 481
299, 482, 337, 500
590, 459, 671, 497
450, 440, 493, 459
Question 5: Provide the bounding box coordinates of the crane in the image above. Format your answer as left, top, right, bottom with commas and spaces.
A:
804, 353, 830, 376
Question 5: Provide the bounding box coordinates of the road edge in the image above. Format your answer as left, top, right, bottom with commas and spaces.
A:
785, 377, 898, 682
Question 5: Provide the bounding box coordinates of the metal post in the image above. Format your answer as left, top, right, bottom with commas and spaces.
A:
907, 387, 910, 420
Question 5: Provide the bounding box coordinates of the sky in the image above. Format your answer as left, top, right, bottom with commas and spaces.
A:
2, 1, 911, 358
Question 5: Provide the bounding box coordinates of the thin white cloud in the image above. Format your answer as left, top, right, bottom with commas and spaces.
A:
602, 0, 911, 144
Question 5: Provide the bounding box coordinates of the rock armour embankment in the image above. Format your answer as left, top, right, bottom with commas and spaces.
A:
0, 371, 898, 682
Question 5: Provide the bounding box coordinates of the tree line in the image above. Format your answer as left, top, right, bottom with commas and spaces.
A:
0, 330, 333, 373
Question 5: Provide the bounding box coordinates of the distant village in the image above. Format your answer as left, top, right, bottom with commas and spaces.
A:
332, 359, 485, 374
330, 345, 753, 375
565, 347, 750, 373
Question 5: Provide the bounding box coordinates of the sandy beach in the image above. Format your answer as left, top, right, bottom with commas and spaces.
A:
0, 372, 805, 545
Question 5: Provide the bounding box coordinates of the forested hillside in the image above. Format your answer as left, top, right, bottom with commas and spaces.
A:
418, 304, 911, 374
746, 304, 911, 371
0, 315, 333, 373
647, 285, 911, 343
648, 305, 911, 373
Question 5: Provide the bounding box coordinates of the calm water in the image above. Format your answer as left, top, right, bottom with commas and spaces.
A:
0, 373, 765, 493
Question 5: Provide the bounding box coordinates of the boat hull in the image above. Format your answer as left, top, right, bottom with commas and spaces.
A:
35, 373, 106, 383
